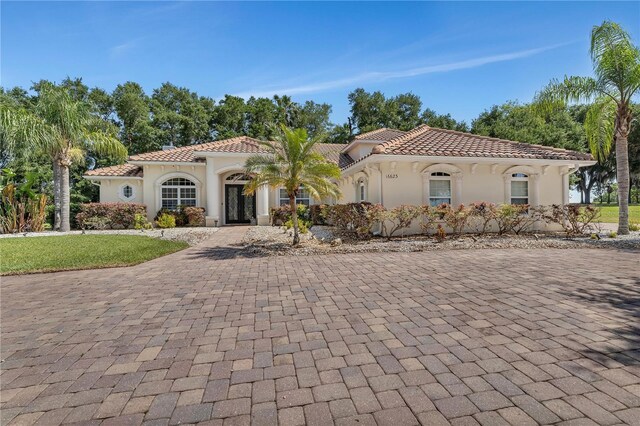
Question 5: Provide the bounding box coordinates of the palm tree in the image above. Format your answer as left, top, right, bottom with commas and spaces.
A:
535, 21, 640, 234
1, 86, 127, 231
244, 125, 341, 245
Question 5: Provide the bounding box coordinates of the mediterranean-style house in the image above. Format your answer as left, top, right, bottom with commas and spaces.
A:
84, 124, 595, 228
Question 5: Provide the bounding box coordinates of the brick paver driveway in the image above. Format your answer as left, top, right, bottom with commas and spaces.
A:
2, 227, 639, 425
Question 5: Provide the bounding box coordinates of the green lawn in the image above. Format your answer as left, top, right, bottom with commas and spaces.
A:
594, 204, 640, 223
0, 234, 188, 275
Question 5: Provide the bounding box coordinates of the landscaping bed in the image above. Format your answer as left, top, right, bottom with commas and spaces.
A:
242, 225, 640, 256
0, 227, 218, 246
0, 234, 189, 275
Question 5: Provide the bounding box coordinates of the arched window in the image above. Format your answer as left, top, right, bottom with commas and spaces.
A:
429, 172, 451, 206
510, 173, 529, 205
161, 177, 196, 210
226, 173, 252, 181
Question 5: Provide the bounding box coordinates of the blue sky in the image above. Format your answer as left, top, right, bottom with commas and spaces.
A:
2, 1, 639, 125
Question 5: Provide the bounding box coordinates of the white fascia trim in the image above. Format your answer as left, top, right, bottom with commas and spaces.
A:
193, 151, 254, 158
341, 155, 596, 175
340, 139, 383, 153
128, 161, 206, 167
83, 175, 143, 181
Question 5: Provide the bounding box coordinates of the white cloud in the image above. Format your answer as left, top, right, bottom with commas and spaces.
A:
109, 40, 139, 59
232, 43, 569, 98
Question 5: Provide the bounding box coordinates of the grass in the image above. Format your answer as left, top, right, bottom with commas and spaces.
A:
594, 204, 640, 224
0, 234, 188, 275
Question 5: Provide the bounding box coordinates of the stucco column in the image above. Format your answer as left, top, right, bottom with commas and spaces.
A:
257, 185, 270, 226
453, 173, 463, 206
205, 158, 220, 226
530, 174, 540, 206
503, 175, 511, 204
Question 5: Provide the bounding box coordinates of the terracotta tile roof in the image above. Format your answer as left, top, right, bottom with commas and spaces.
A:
353, 128, 406, 141
127, 136, 262, 162
128, 136, 346, 164
84, 164, 143, 178
357, 125, 592, 164
87, 137, 347, 177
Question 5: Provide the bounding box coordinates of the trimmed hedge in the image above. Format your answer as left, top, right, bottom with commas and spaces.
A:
76, 203, 147, 230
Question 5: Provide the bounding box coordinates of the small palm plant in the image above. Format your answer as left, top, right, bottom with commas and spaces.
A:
534, 21, 640, 235
244, 125, 341, 245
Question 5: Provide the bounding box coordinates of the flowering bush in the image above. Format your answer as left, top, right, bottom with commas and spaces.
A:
325, 202, 380, 239
468, 202, 498, 234
540, 204, 601, 236
494, 204, 537, 235
439, 203, 473, 236
76, 203, 146, 230
419, 205, 439, 234
183, 206, 205, 226
379, 205, 422, 240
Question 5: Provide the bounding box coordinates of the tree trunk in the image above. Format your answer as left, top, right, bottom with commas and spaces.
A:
53, 160, 61, 231
59, 160, 71, 232
289, 195, 299, 246
584, 189, 590, 204
615, 109, 631, 235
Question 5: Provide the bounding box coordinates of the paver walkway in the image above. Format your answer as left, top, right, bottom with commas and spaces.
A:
1, 227, 639, 425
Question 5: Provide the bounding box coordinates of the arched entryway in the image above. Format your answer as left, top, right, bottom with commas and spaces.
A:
223, 173, 256, 224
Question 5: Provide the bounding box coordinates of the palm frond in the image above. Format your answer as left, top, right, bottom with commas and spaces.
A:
84, 131, 128, 161
584, 97, 616, 162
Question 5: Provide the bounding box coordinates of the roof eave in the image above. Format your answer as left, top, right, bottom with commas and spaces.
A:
341, 154, 595, 173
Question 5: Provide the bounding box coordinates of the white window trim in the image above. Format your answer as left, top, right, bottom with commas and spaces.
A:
118, 183, 136, 202
356, 177, 368, 202
510, 174, 529, 205
279, 185, 311, 206
428, 173, 452, 206
154, 172, 201, 212
421, 164, 463, 206
503, 166, 539, 206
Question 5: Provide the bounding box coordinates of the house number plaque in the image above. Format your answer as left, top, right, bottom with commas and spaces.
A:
385, 173, 398, 179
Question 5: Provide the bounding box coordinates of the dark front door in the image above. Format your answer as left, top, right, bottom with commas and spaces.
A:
225, 184, 256, 224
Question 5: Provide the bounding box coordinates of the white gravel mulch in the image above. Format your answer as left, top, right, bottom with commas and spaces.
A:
0, 227, 219, 246
242, 225, 640, 256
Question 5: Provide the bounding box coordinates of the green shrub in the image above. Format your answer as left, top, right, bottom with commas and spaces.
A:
609, 231, 617, 238
154, 208, 188, 226
309, 204, 328, 225
1, 169, 48, 233
155, 213, 176, 228
494, 204, 535, 235
629, 222, 639, 232
76, 203, 146, 230
419, 205, 439, 234
271, 203, 311, 229
134, 213, 152, 230
82, 216, 111, 230
284, 219, 308, 234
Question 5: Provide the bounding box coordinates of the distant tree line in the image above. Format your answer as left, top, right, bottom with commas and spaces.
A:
1, 78, 638, 207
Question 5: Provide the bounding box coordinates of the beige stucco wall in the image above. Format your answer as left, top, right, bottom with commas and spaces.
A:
97, 179, 144, 204
93, 155, 572, 231
336, 160, 569, 233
